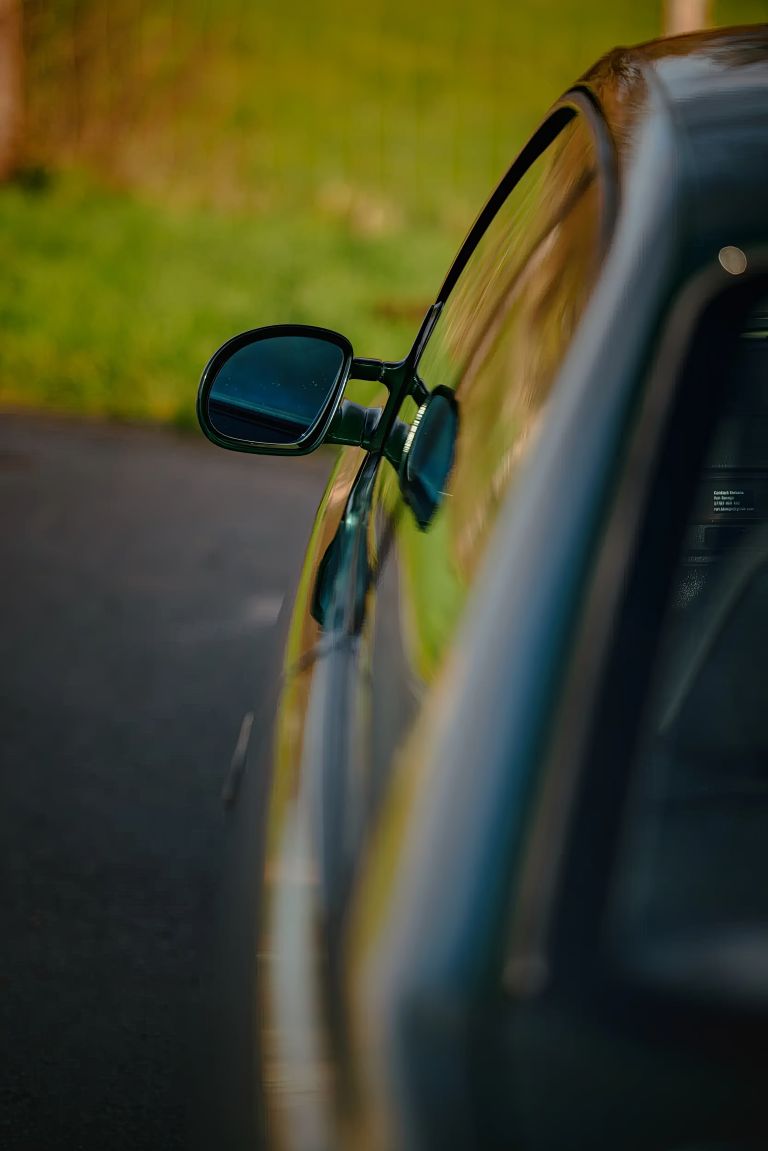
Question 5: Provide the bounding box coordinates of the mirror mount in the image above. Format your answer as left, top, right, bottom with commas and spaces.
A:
331, 358, 420, 464
324, 401, 412, 474
326, 400, 383, 451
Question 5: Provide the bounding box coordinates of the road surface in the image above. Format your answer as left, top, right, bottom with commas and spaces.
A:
0, 413, 330, 1149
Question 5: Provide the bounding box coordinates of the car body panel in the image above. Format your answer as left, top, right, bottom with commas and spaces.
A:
223, 24, 768, 1151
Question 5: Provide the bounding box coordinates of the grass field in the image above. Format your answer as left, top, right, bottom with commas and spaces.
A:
0, 174, 448, 425
2, 0, 766, 426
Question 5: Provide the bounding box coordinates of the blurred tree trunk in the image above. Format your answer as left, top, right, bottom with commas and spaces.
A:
664, 0, 712, 35
0, 0, 23, 180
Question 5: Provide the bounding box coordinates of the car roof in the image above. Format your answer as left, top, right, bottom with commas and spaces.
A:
582, 25, 768, 254
587, 24, 768, 100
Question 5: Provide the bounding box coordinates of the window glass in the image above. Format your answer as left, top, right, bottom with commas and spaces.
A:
612, 299, 768, 962
418, 112, 600, 401
377, 112, 604, 684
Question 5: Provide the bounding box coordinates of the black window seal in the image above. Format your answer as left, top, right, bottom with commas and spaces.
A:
435, 87, 618, 307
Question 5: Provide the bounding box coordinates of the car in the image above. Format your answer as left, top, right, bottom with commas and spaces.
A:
197, 25, 768, 1151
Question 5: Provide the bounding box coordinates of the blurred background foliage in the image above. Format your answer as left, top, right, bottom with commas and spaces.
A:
1, 0, 766, 425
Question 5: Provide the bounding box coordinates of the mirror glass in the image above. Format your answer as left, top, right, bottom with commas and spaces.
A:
207, 334, 347, 445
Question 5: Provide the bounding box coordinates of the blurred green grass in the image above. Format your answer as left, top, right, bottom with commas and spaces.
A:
0, 173, 448, 425
2, 0, 765, 425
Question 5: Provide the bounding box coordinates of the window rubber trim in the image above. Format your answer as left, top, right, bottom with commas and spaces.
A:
435, 87, 618, 307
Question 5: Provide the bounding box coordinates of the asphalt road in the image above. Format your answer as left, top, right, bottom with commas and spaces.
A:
0, 413, 330, 1150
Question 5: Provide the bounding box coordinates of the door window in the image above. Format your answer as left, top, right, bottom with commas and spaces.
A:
378, 108, 608, 684
367, 106, 611, 802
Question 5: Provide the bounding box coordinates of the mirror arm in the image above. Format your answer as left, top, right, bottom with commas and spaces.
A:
351, 357, 387, 382
332, 353, 430, 459
351, 357, 422, 397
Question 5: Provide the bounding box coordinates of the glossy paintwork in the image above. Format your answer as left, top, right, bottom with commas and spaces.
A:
256, 444, 367, 1149
238, 25, 768, 1151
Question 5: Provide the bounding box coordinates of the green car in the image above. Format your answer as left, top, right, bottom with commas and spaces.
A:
199, 25, 768, 1151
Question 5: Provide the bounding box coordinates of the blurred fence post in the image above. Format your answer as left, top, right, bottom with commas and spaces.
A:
663, 0, 712, 34
0, 0, 23, 179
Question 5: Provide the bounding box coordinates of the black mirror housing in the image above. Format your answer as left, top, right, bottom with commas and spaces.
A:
197, 324, 354, 456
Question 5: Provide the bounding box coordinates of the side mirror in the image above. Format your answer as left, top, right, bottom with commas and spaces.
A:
197, 324, 353, 455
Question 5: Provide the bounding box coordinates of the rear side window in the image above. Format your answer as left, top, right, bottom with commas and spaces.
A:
612, 299, 768, 975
